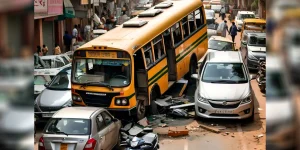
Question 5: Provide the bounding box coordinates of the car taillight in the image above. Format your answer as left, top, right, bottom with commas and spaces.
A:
84, 138, 96, 150
39, 137, 45, 150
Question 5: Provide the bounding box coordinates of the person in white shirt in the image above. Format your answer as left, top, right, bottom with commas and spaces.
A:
220, 7, 226, 20
217, 20, 229, 37
72, 25, 78, 51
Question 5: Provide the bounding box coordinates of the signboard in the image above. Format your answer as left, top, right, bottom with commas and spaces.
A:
48, 0, 63, 15
34, 0, 48, 13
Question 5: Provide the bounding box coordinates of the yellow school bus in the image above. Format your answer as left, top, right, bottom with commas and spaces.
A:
71, 0, 208, 119
241, 18, 266, 35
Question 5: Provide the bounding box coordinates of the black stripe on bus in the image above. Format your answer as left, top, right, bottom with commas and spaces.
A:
148, 67, 169, 86
176, 33, 207, 63
127, 93, 135, 99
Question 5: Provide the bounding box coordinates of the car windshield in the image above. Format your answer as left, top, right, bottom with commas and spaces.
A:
42, 58, 66, 68
48, 72, 71, 90
208, 40, 234, 51
248, 36, 266, 47
45, 118, 90, 135
240, 14, 255, 20
266, 71, 289, 98
72, 58, 131, 87
202, 63, 248, 83
34, 75, 52, 85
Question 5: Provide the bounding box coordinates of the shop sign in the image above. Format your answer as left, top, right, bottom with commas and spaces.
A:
48, 0, 63, 15
34, 0, 48, 13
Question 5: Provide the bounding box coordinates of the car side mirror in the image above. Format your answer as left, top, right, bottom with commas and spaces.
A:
191, 74, 199, 80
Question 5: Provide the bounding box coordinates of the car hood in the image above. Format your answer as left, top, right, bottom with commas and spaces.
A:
248, 45, 266, 52
267, 99, 293, 125
37, 89, 71, 107
34, 85, 45, 94
199, 82, 250, 100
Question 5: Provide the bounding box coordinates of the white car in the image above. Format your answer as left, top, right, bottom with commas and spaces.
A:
235, 11, 256, 30
199, 36, 236, 63
266, 55, 296, 149
210, 0, 222, 13
192, 51, 255, 121
40, 54, 71, 68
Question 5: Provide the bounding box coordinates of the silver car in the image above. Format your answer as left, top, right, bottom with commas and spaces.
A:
35, 67, 72, 121
38, 107, 121, 150
192, 51, 255, 121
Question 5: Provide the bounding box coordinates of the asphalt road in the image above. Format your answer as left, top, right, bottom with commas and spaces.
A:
34, 14, 266, 150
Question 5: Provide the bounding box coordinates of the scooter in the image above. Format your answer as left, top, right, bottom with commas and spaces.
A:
120, 133, 160, 150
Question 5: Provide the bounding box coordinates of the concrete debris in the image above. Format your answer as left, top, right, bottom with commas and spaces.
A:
217, 126, 227, 130
225, 132, 230, 135
138, 117, 149, 127
159, 123, 168, 127
168, 127, 189, 137
199, 124, 220, 133
256, 134, 264, 138
231, 135, 235, 137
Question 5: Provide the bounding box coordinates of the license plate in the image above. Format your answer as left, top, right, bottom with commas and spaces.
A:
60, 143, 68, 150
215, 110, 234, 114
42, 113, 53, 118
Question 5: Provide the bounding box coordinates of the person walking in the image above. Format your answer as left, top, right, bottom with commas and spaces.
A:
42, 45, 48, 56
54, 44, 61, 55
63, 31, 72, 52
72, 25, 78, 51
220, 7, 226, 20
229, 22, 238, 43
217, 20, 229, 37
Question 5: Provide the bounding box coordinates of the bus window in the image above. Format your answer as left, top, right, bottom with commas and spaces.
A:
195, 8, 204, 28
182, 16, 189, 38
171, 23, 183, 46
143, 43, 154, 68
153, 35, 166, 61
188, 12, 196, 33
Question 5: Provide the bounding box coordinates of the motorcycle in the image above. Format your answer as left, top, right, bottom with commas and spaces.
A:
120, 133, 159, 150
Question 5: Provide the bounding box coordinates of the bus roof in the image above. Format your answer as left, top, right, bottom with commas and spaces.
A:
78, 0, 203, 54
243, 18, 266, 24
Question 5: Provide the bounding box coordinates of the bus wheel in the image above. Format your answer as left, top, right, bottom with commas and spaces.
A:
185, 57, 197, 80
137, 100, 146, 120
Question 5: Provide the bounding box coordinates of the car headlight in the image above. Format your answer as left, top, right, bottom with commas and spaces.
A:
241, 96, 251, 104
62, 100, 72, 107
248, 51, 257, 60
197, 92, 209, 103
72, 94, 82, 102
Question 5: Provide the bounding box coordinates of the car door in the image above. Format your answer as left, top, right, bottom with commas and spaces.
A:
101, 111, 119, 149
94, 113, 110, 150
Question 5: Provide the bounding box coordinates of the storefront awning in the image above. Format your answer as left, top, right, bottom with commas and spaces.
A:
57, 0, 75, 20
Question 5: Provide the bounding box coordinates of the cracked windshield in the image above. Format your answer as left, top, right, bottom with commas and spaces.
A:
73, 58, 131, 87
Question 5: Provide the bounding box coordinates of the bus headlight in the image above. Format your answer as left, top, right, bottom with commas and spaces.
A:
115, 98, 129, 106
72, 94, 82, 102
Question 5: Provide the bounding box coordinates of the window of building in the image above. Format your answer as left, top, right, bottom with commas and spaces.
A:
143, 43, 153, 67
171, 23, 183, 46
182, 16, 189, 38
153, 35, 166, 61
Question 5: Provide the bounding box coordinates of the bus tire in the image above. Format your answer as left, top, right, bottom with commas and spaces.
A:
185, 56, 197, 80
136, 100, 146, 120
150, 89, 159, 115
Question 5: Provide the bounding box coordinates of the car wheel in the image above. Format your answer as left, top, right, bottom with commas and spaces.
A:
137, 100, 146, 120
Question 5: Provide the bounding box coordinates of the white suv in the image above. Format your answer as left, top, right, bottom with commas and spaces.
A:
192, 51, 255, 121
235, 11, 256, 30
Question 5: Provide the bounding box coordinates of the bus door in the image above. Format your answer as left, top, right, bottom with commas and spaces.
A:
163, 29, 177, 81
133, 49, 148, 98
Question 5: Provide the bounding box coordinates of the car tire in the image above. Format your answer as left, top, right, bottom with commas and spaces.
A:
137, 100, 146, 120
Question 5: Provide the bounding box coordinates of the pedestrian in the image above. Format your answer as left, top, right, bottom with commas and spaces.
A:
219, 7, 226, 20
36, 46, 43, 56
229, 22, 238, 43
42, 45, 48, 56
63, 31, 72, 52
217, 20, 229, 37
72, 25, 78, 50
54, 44, 61, 55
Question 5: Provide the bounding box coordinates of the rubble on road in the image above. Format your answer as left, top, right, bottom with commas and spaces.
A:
168, 127, 189, 137
256, 134, 264, 138
199, 124, 221, 133
137, 117, 149, 127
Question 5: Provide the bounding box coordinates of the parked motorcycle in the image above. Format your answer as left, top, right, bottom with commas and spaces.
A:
120, 133, 159, 150
257, 58, 266, 93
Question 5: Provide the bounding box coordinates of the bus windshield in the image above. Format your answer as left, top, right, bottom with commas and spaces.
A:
72, 58, 131, 87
